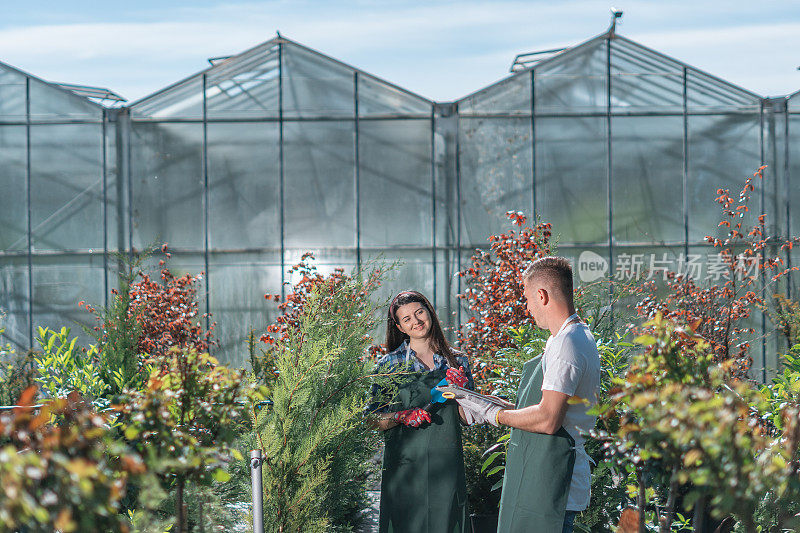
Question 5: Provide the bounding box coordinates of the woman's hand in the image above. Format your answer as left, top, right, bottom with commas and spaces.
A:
446, 366, 469, 388
394, 408, 432, 428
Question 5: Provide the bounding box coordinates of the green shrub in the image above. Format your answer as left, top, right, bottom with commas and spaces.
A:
34, 326, 110, 409
0, 388, 145, 533
253, 266, 389, 532
0, 329, 36, 407
118, 348, 258, 532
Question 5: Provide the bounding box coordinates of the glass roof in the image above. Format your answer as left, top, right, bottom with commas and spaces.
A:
456, 32, 762, 115
0, 61, 103, 121
789, 89, 800, 111
130, 37, 432, 120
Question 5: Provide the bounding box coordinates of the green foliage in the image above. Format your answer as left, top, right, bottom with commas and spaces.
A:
769, 294, 800, 346
0, 387, 146, 533
760, 344, 800, 433
118, 347, 256, 531
490, 325, 547, 399
254, 267, 388, 532
91, 255, 145, 396
33, 326, 110, 409
463, 424, 506, 515
0, 328, 36, 407
594, 314, 800, 532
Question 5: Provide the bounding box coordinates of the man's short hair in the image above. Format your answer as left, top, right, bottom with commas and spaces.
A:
522, 256, 574, 303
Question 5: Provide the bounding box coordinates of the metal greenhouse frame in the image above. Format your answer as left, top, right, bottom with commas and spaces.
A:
1, 28, 798, 379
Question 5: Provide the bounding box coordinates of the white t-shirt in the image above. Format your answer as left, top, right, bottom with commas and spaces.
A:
541, 315, 601, 512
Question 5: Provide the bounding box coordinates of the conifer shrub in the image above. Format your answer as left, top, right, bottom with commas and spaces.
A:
253, 264, 391, 532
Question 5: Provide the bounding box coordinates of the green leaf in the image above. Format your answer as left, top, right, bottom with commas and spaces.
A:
490, 479, 504, 492
634, 335, 656, 346
481, 451, 502, 472
212, 468, 231, 483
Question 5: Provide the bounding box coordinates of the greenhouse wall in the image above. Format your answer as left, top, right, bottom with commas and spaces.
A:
0, 31, 798, 379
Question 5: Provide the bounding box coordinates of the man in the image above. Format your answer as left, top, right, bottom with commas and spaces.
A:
448, 256, 600, 533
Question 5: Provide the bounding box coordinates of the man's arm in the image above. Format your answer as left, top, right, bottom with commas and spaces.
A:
496, 389, 569, 434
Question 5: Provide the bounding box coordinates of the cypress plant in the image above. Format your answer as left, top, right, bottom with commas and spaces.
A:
254, 268, 390, 532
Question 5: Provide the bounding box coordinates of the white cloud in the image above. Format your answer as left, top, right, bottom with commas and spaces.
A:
0, 1, 798, 101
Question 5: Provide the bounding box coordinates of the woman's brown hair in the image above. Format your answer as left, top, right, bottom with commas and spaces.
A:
385, 290, 459, 368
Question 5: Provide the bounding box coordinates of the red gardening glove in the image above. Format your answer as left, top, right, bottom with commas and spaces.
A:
394, 408, 432, 428
446, 366, 469, 388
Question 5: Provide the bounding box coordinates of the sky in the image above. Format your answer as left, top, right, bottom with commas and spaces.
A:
1, 0, 799, 104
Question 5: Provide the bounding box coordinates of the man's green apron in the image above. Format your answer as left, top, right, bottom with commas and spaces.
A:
379, 368, 470, 533
497, 355, 576, 533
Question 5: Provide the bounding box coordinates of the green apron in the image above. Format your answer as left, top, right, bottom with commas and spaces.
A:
379, 368, 470, 533
497, 355, 576, 533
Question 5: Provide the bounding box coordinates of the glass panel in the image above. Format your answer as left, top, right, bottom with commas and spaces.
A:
208, 252, 281, 368
206, 43, 280, 120
363, 249, 434, 303
0, 256, 30, 350
283, 248, 355, 277
105, 125, 122, 253
612, 116, 684, 243
687, 114, 760, 242
32, 256, 105, 348
610, 39, 683, 113
459, 117, 532, 246
789, 93, 800, 112
29, 78, 100, 121
610, 245, 684, 322
762, 108, 784, 239
790, 116, 800, 238
434, 248, 459, 336
535, 38, 607, 114
434, 116, 458, 251
360, 120, 432, 247
130, 122, 204, 249
363, 249, 435, 344
0, 126, 27, 251
207, 122, 280, 250
30, 124, 104, 251
458, 73, 531, 116
131, 76, 204, 119
358, 74, 432, 117
561, 245, 610, 287
536, 116, 608, 244
792, 249, 800, 304
282, 43, 354, 119
687, 70, 760, 112
0, 64, 26, 120
284, 121, 355, 248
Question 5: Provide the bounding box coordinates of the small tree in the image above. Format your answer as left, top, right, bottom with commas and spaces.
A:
594, 315, 800, 532
254, 264, 390, 532
457, 211, 552, 389
118, 348, 254, 533
636, 166, 799, 377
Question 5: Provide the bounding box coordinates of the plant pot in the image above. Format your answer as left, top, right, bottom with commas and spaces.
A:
470, 513, 498, 533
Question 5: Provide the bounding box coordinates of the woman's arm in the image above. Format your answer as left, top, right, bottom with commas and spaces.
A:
368, 412, 399, 431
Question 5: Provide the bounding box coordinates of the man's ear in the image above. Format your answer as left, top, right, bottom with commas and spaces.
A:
538, 287, 549, 306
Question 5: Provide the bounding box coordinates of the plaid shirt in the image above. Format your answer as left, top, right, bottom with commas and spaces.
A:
369, 341, 475, 413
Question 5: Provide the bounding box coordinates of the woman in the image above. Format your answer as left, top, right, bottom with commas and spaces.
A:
370, 290, 475, 533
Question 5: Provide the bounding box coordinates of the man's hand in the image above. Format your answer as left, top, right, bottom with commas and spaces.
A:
437, 386, 505, 426
446, 366, 469, 388
393, 408, 432, 428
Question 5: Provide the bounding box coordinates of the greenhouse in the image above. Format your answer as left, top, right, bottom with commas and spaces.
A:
1, 27, 798, 377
